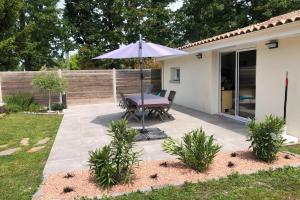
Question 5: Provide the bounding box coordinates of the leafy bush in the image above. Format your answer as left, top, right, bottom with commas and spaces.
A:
247, 115, 286, 162
88, 119, 140, 188
32, 72, 66, 111
163, 128, 221, 172
51, 103, 67, 111
3, 93, 39, 112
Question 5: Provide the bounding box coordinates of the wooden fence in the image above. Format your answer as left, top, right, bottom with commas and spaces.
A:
0, 69, 161, 106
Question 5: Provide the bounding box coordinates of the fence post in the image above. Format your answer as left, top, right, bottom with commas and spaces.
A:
57, 69, 63, 104
113, 68, 117, 103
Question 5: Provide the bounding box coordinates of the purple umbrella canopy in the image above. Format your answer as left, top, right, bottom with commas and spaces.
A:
93, 40, 188, 59
93, 36, 188, 136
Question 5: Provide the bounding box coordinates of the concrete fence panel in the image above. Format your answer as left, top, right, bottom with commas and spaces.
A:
0, 69, 161, 106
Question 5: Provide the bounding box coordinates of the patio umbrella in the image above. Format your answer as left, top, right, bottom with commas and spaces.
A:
93, 35, 188, 134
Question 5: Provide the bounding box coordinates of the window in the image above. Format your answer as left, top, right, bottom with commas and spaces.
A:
170, 68, 180, 83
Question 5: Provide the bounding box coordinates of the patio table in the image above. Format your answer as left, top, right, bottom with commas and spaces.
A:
126, 94, 169, 108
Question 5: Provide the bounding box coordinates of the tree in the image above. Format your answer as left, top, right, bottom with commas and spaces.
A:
0, 0, 23, 71
64, 0, 177, 69
176, 0, 300, 44
16, 0, 63, 70
32, 72, 66, 111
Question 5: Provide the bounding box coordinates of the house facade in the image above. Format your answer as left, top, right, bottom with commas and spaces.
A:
161, 10, 300, 138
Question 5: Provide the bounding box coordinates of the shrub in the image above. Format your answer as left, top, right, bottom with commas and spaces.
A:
51, 103, 67, 111
163, 128, 221, 172
88, 119, 140, 188
247, 115, 286, 162
3, 93, 39, 112
32, 72, 66, 111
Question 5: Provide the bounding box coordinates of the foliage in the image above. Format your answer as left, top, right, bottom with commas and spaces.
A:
60, 54, 80, 70
0, 113, 62, 200
31, 72, 66, 111
51, 103, 67, 111
77, 167, 300, 200
0, 0, 23, 70
2, 0, 300, 70
64, 0, 178, 69
177, 0, 300, 43
0, 0, 74, 71
3, 93, 39, 112
88, 119, 140, 188
247, 115, 286, 162
163, 128, 221, 172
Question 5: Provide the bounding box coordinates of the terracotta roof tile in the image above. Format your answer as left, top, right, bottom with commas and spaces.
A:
179, 10, 300, 50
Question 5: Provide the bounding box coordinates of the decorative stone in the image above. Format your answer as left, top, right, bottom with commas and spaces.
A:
0, 144, 8, 149
27, 146, 45, 153
36, 137, 50, 145
0, 147, 21, 156
20, 138, 29, 146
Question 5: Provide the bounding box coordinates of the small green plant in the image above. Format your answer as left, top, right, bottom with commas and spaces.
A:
163, 128, 221, 172
3, 93, 40, 112
88, 119, 140, 188
31, 72, 66, 111
247, 115, 286, 163
51, 103, 67, 111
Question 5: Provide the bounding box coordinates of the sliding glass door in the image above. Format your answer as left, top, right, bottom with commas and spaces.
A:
220, 49, 256, 119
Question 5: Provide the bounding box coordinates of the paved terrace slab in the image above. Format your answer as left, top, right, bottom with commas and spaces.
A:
44, 103, 249, 176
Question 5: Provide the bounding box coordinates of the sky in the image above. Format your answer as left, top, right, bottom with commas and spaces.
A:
57, 0, 183, 11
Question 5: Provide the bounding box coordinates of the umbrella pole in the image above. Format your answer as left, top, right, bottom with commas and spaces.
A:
284, 71, 288, 122
139, 35, 146, 132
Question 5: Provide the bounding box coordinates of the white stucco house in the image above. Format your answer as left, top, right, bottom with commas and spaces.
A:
160, 10, 300, 139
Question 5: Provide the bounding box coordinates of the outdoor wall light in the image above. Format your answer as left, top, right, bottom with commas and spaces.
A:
266, 40, 278, 49
195, 53, 203, 59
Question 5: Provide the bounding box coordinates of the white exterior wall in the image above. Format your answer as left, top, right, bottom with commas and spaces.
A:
162, 22, 300, 138
162, 53, 218, 114
256, 35, 300, 138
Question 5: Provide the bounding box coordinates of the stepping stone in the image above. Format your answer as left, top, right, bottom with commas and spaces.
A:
36, 137, 50, 145
0, 144, 8, 149
20, 138, 29, 146
0, 147, 21, 156
27, 146, 45, 153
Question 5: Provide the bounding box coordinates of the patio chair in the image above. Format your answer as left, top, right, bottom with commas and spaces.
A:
149, 89, 167, 117
145, 84, 154, 94
119, 92, 140, 121
159, 89, 167, 97
157, 90, 176, 120
118, 91, 126, 109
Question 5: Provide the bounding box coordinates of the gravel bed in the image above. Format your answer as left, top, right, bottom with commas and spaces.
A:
35, 151, 300, 200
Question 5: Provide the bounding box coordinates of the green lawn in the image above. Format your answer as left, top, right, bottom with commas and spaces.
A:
0, 113, 62, 200
79, 167, 300, 200
282, 144, 300, 155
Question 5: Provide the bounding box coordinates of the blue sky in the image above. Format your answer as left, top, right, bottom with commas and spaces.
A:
57, 0, 183, 11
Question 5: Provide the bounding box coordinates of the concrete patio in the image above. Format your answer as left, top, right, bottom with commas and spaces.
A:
44, 103, 249, 176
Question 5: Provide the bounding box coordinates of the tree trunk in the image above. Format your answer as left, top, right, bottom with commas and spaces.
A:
48, 92, 52, 111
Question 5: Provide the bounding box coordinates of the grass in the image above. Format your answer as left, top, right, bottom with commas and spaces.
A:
282, 144, 300, 155
78, 167, 300, 200
0, 113, 62, 200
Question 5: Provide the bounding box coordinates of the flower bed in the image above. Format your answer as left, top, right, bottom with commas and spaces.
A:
35, 151, 300, 200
